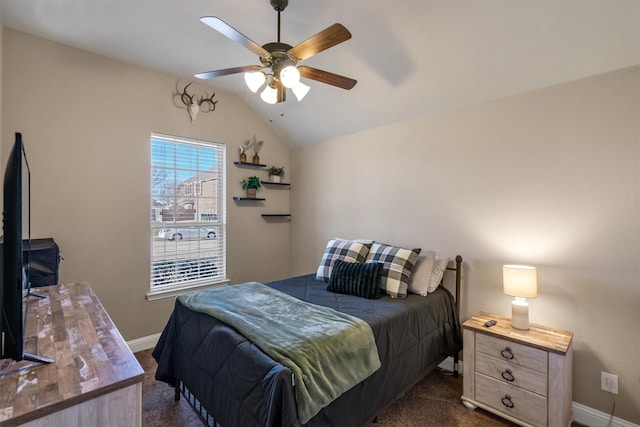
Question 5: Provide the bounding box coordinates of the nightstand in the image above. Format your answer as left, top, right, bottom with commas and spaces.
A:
461, 312, 573, 427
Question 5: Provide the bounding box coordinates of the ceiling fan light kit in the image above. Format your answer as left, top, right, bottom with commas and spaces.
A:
260, 83, 279, 104
245, 71, 267, 93
291, 81, 310, 101
279, 65, 300, 88
196, 0, 356, 104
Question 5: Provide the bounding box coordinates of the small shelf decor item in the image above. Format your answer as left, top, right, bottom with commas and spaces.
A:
253, 139, 264, 164
239, 134, 264, 164
241, 176, 262, 198
267, 166, 285, 183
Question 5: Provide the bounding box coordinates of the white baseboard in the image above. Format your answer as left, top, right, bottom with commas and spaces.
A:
127, 332, 161, 353
438, 357, 638, 427
572, 401, 639, 427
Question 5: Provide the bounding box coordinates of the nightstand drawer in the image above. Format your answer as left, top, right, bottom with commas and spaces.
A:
477, 333, 548, 374
475, 373, 547, 427
476, 353, 547, 396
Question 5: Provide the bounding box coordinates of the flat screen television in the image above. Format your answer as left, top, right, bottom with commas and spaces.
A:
1, 132, 51, 364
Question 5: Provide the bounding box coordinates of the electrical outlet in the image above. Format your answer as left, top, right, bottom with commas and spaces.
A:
601, 371, 619, 394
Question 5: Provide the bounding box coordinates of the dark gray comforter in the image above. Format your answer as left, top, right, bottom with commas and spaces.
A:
153, 274, 462, 427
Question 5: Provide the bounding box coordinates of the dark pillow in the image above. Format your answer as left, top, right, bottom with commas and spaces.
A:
327, 260, 382, 299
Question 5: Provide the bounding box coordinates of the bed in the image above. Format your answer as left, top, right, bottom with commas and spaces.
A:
153, 248, 463, 427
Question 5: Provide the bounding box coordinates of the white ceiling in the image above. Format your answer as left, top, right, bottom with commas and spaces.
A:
1, 0, 639, 147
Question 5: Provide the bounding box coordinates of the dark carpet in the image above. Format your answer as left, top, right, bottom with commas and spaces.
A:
137, 348, 589, 427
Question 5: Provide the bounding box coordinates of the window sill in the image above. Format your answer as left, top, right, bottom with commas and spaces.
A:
146, 279, 230, 301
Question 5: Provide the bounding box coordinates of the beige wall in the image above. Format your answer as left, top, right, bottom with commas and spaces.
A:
3, 25, 639, 423
291, 67, 640, 422
1, 28, 291, 341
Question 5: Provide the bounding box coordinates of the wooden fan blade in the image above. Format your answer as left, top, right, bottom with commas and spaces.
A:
288, 23, 352, 61
298, 66, 357, 90
195, 65, 262, 80
200, 16, 270, 57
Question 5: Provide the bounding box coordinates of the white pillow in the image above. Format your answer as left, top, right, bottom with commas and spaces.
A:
407, 251, 436, 296
428, 256, 450, 293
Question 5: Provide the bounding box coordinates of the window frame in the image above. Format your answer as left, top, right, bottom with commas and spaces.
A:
146, 132, 228, 301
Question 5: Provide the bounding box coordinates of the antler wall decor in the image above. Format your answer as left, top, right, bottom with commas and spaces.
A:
180, 82, 218, 123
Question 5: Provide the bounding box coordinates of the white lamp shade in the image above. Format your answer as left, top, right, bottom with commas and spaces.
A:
291, 81, 310, 101
260, 84, 278, 104
244, 71, 266, 93
503, 265, 538, 298
279, 65, 300, 88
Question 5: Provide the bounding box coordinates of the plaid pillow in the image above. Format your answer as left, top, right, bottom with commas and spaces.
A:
366, 242, 421, 298
315, 238, 372, 282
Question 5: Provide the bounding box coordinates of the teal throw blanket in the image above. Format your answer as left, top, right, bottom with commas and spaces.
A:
178, 282, 381, 424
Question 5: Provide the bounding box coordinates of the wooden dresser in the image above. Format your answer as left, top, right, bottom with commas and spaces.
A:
0, 283, 144, 426
461, 312, 573, 427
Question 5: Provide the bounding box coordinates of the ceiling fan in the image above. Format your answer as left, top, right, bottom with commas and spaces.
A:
195, 0, 357, 104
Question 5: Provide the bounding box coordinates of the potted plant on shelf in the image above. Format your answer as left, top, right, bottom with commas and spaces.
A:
241, 176, 262, 198
267, 166, 285, 183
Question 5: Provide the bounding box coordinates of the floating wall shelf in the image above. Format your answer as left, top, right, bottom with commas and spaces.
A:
261, 181, 290, 187
233, 161, 290, 219
234, 161, 266, 168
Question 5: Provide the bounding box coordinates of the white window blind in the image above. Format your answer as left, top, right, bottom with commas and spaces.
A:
150, 133, 226, 291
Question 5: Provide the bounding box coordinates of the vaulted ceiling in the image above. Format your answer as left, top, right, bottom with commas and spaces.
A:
1, 0, 639, 147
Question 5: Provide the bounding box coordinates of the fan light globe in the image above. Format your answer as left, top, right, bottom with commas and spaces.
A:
292, 81, 310, 101
244, 71, 266, 93
279, 65, 300, 88
260, 84, 278, 104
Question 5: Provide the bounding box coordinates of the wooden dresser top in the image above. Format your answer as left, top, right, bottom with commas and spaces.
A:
0, 282, 144, 425
463, 311, 573, 354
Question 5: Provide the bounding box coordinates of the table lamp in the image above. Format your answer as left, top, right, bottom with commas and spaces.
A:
503, 265, 537, 330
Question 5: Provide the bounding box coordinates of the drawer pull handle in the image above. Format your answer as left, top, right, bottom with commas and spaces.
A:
500, 346, 514, 360
501, 394, 515, 409
501, 369, 515, 382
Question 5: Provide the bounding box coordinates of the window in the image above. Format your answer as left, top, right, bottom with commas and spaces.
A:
148, 133, 227, 299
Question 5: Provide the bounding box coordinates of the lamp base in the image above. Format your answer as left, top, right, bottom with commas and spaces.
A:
511, 300, 530, 330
